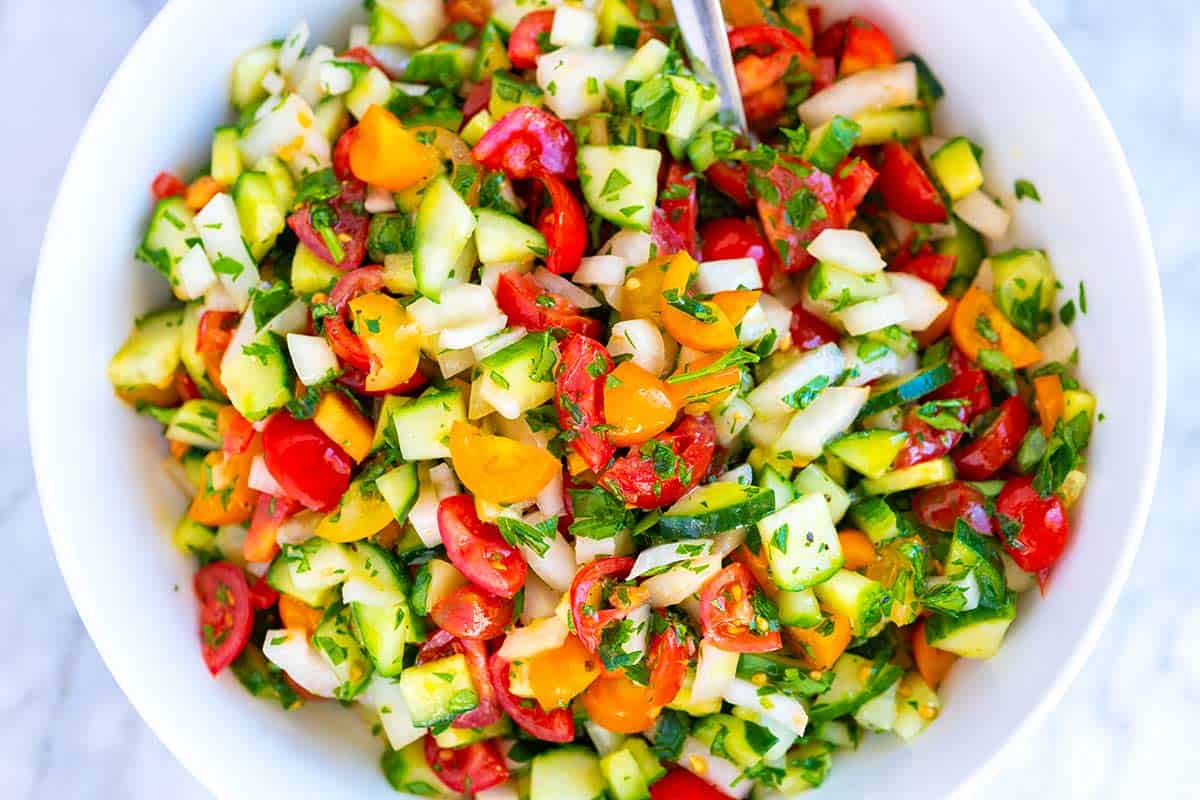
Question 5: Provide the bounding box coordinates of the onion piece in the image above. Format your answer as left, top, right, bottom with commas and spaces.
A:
277, 22, 310, 75
286, 333, 339, 386
758, 293, 795, 350
409, 283, 501, 333
607, 319, 668, 376
697, 258, 762, 292
1035, 324, 1078, 367
746, 342, 843, 419
777, 386, 870, 460
176, 244, 216, 300
574, 255, 628, 286
798, 62, 917, 128
473, 327, 528, 361
628, 540, 714, 580
532, 267, 602, 308
953, 190, 1011, 240
522, 531, 577, 593
690, 641, 740, 704
644, 556, 722, 607
723, 677, 810, 737
408, 465, 442, 547
678, 738, 751, 799
710, 529, 747, 560
262, 628, 340, 698
887, 273, 950, 331
498, 615, 569, 660
713, 395, 754, 447
521, 573, 560, 624
248, 455, 285, 496
834, 293, 909, 336
806, 229, 886, 274
360, 676, 425, 751
439, 313, 508, 351
275, 511, 320, 545
429, 462, 460, 500
603, 229, 655, 265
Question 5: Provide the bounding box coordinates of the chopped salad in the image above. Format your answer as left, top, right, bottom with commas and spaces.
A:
108, 1, 1096, 797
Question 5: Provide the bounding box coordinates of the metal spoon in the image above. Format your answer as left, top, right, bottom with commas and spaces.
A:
672, 0, 748, 133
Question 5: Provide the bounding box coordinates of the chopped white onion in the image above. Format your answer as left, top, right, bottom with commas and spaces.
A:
607, 319, 668, 376
409, 465, 443, 547
360, 677, 425, 750
887, 272, 949, 331
973, 257, 994, 292
603, 230, 654, 265
710, 529, 747, 560
723, 677, 809, 736
690, 641, 740, 704
293, 45, 336, 106
798, 62, 917, 128
575, 534, 618, 564
430, 462, 460, 500
644, 556, 722, 607
248, 455, 286, 496
807, 229, 886, 274
261, 70, 286, 96
697, 258, 762, 292
550, 5, 599, 47
275, 511, 320, 545
758, 293, 795, 350
203, 282, 241, 313
498, 615, 569, 660
1035, 324, 1078, 367
480, 261, 529, 295
736, 302, 771, 347
239, 93, 330, 175
746, 342, 844, 419
713, 395, 754, 447
175, 244, 217, 300
536, 46, 631, 120
777, 386, 870, 460
286, 333, 339, 386
262, 300, 310, 336
262, 629, 340, 698
678, 738, 750, 799
839, 339, 906, 387
473, 327, 528, 361
718, 464, 754, 486
440, 313, 508, 351
835, 293, 909, 336
536, 470, 566, 517
347, 24, 370, 49
318, 60, 355, 96
747, 410, 791, 450
409, 283, 502, 333
585, 722, 627, 757
628, 540, 713, 580
377, 0, 446, 47
522, 531, 577, 593
436, 348, 475, 379
278, 22, 310, 75
195, 193, 258, 308
953, 190, 1011, 240
574, 255, 628, 286
365, 183, 397, 213
521, 573, 561, 624
533, 267, 601, 308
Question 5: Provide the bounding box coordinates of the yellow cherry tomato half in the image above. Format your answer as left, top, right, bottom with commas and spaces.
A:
668, 351, 743, 414
449, 422, 561, 504
619, 256, 671, 324
315, 474, 394, 542
711, 289, 761, 326
348, 105, 439, 191
659, 252, 738, 351
580, 671, 660, 734
527, 634, 601, 711
348, 292, 422, 393
603, 360, 678, 447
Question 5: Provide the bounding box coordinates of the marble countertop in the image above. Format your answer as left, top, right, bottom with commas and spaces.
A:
3, 0, 1195, 797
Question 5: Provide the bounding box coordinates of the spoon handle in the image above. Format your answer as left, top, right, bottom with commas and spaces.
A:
673, 0, 748, 132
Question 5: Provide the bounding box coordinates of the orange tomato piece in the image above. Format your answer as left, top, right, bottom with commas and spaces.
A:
721, 0, 767, 27
115, 381, 179, 408
580, 672, 660, 733
527, 634, 602, 711
184, 175, 225, 212
1033, 374, 1064, 437
279, 595, 325, 638
603, 361, 678, 447
731, 544, 778, 600
659, 252, 739, 351
620, 257, 671, 323
711, 289, 761, 326
785, 612, 852, 671
348, 292, 422, 392
838, 529, 877, 570
188, 448, 256, 526
911, 619, 957, 688
951, 287, 1042, 368
313, 391, 374, 462
348, 105, 439, 191
915, 296, 956, 347
449, 422, 561, 504
667, 351, 742, 414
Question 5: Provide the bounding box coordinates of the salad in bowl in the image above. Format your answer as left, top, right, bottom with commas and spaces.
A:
106, 0, 1095, 797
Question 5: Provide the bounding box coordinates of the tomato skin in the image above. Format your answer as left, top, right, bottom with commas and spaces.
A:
261, 413, 354, 512
600, 415, 716, 510
337, 362, 429, 397
175, 370, 201, 402
194, 561, 254, 676
832, 154, 878, 221
554, 334, 616, 472
700, 217, 776, 286
913, 481, 994, 535
728, 24, 815, 71
646, 610, 690, 706
699, 563, 782, 653
472, 106, 577, 180
495, 271, 602, 339
933, 348, 993, 419
461, 76, 491, 121
508, 9, 555, 69
705, 161, 752, 207
286, 178, 369, 270
430, 585, 513, 641
488, 652, 576, 742
650, 767, 731, 800
151, 171, 186, 199
839, 15, 896, 75
535, 173, 587, 275
248, 573, 279, 610
220, 406, 256, 455
896, 253, 956, 292
789, 304, 840, 350
756, 158, 841, 273
660, 162, 699, 257
423, 736, 509, 794
894, 402, 970, 468
324, 266, 386, 371
953, 396, 1030, 481
580, 672, 660, 734
332, 125, 357, 181
196, 310, 239, 389
570, 557, 637, 654
995, 476, 1069, 572
438, 495, 527, 599
877, 142, 948, 224
244, 492, 302, 563
418, 630, 502, 729
650, 207, 690, 258
338, 46, 394, 78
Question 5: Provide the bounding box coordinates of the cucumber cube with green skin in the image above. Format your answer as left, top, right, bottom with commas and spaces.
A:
172, 516, 219, 561
473, 21, 511, 81
108, 307, 184, 393
252, 155, 296, 211
938, 214, 987, 296
398, 653, 479, 727
530, 747, 608, 800
792, 464, 850, 524
389, 386, 466, 460
165, 399, 224, 449
231, 643, 302, 709
344, 542, 422, 675
928, 136, 984, 200
605, 39, 671, 108
211, 126, 243, 187
460, 109, 495, 146
578, 145, 662, 231
924, 593, 1017, 659
410, 558, 468, 616
858, 361, 954, 418
778, 588, 822, 627
233, 171, 286, 261
852, 675, 899, 732
598, 0, 641, 45
600, 747, 650, 800
847, 496, 900, 544
375, 461, 420, 525
474, 208, 547, 264
489, 69, 545, 119
809, 718, 858, 749
944, 522, 1007, 607
381, 739, 454, 796
266, 555, 338, 608
413, 175, 477, 301
475, 331, 557, 420
804, 115, 862, 173
433, 717, 512, 749
312, 602, 374, 701
1063, 391, 1096, 426
771, 741, 834, 794
621, 738, 665, 783
371, 395, 409, 451
314, 95, 350, 143
660, 482, 776, 539
291, 242, 342, 295
859, 456, 955, 495
806, 261, 890, 306
404, 42, 477, 88
812, 569, 887, 636
989, 248, 1057, 337
692, 714, 775, 768
851, 106, 932, 146
759, 493, 844, 591
221, 330, 293, 421
756, 464, 795, 511
230, 43, 279, 109
892, 672, 941, 740
685, 121, 736, 172
809, 653, 903, 723
136, 197, 199, 291
825, 430, 910, 480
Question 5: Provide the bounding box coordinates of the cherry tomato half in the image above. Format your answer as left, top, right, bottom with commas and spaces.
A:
151, 171, 186, 199
535, 172, 588, 274
261, 412, 354, 512
555, 333, 616, 472
995, 476, 1069, 572
495, 271, 602, 339
286, 178, 369, 270
700, 217, 776, 286
876, 142, 947, 224
244, 492, 302, 564
600, 415, 716, 510
438, 495, 527, 599
332, 125, 358, 182
913, 481, 993, 536
488, 652, 575, 742
789, 304, 841, 351
570, 556, 637, 654
418, 629, 502, 729
838, 15, 896, 75
699, 563, 782, 653
650, 767, 731, 800
508, 9, 555, 69
896, 252, 956, 293
932, 347, 993, 419
952, 396, 1029, 481
581, 671, 660, 734
660, 162, 699, 257
894, 402, 970, 468
705, 161, 753, 207
194, 561, 253, 675
756, 158, 840, 273
646, 610, 690, 707
651, 207, 691, 258
430, 584, 513, 641
423, 736, 508, 794
472, 106, 577, 180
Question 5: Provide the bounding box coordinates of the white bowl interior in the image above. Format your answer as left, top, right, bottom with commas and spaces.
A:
29, 1, 1164, 798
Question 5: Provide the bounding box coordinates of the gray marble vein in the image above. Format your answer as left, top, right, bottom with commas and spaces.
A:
1, 0, 1196, 797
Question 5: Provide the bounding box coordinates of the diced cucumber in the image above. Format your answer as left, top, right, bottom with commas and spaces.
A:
178, 303, 220, 398
473, 21, 511, 81
253, 155, 296, 212
312, 602, 374, 700
461, 109, 495, 146
812, 569, 887, 636
852, 106, 932, 145
381, 739, 454, 796
266, 555, 338, 608
600, 748, 649, 800
990, 248, 1057, 337
411, 558, 469, 616
344, 66, 393, 120
291, 242, 342, 295
398, 653, 479, 727
825, 430, 909, 480
389, 386, 467, 461
666, 667, 723, 716
376, 461, 420, 525
598, 0, 641, 47
806, 261, 890, 305
107, 307, 184, 392
632, 74, 720, 148
230, 43, 279, 109
211, 126, 243, 187
847, 496, 901, 544
172, 516, 219, 561
221, 329, 293, 421
892, 672, 940, 740
758, 741, 833, 797
433, 717, 513, 749
530, 747, 607, 800
803, 115, 861, 174
858, 361, 953, 417
489, 69, 545, 118
475, 208, 547, 264
578, 145, 661, 231
859, 456, 954, 495
475, 331, 557, 419
692, 713, 778, 768
372, 0, 446, 48
232, 642, 302, 709
852, 675, 899, 732
938, 214, 987, 296
283, 537, 353, 593
136, 196, 200, 291
758, 494, 843, 591
924, 593, 1016, 659
756, 464, 795, 511
778, 589, 822, 627
344, 542, 420, 675
944, 524, 1007, 607
791, 464, 850, 524
165, 399, 223, 449
1063, 390, 1095, 425
809, 653, 903, 723
928, 137, 983, 201
193, 192, 259, 306
809, 718, 858, 749
622, 738, 665, 783
313, 95, 350, 143
414, 175, 477, 300
660, 482, 776, 539
605, 39, 670, 107
233, 171, 286, 261
685, 121, 736, 172
404, 42, 476, 88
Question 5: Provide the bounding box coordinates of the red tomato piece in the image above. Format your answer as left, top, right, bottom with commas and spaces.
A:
876, 142, 948, 224
728, 24, 817, 73
705, 161, 753, 207
646, 610, 690, 707
488, 652, 575, 742
244, 492, 302, 564
896, 253, 956, 292
495, 271, 602, 339
743, 81, 788, 130
430, 585, 513, 641
261, 413, 354, 512
700, 217, 776, 286
536, 172, 587, 274
338, 46, 394, 78
952, 396, 1030, 480
324, 265, 386, 371
417, 630, 501, 729
221, 407, 256, 455
175, 370, 201, 401
248, 573, 279, 610
194, 561, 253, 675
913, 481, 993, 535
832, 154, 878, 222
472, 106, 577, 180
650, 767, 731, 800
438, 495, 527, 599
894, 402, 970, 468
151, 171, 187, 199
814, 20, 848, 59
554, 333, 616, 472
332, 125, 358, 182
569, 556, 637, 654
789, 305, 840, 351
660, 162, 699, 257
462, 76, 492, 121
933, 348, 993, 419
336, 363, 430, 397
995, 476, 1069, 572
423, 736, 508, 794
839, 15, 896, 75
286, 178, 369, 270
508, 9, 555, 69
600, 415, 716, 510
756, 157, 841, 273
650, 207, 690, 257
196, 310, 239, 356
699, 563, 781, 653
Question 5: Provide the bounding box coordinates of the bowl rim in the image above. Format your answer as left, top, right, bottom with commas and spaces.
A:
27, 0, 1166, 798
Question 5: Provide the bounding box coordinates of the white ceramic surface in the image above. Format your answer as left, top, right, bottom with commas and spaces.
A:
27, 1, 1165, 798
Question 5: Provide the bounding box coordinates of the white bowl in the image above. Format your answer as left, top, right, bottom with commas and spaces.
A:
29, 0, 1165, 798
